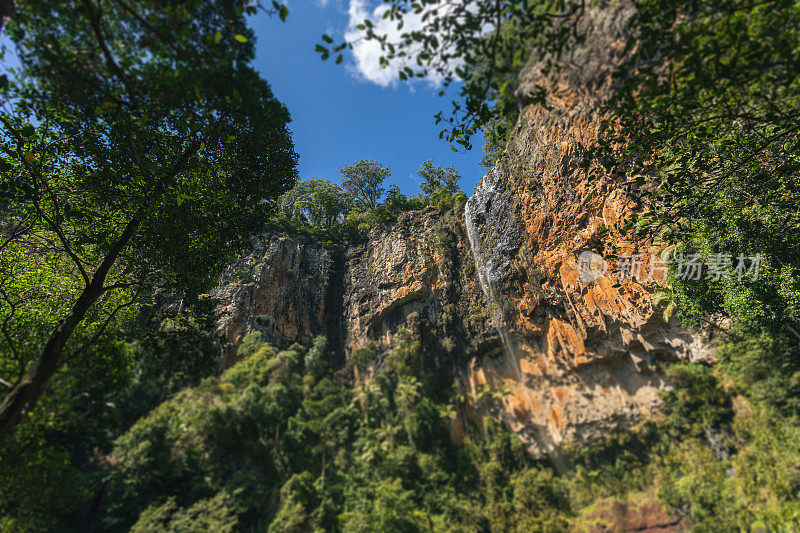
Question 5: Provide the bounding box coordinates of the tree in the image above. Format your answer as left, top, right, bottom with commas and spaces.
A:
340, 159, 390, 211
303, 179, 348, 226
280, 179, 348, 226
600, 0, 800, 338
0, 0, 297, 443
417, 159, 460, 195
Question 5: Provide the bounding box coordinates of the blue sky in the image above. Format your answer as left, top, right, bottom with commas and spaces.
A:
249, 0, 486, 197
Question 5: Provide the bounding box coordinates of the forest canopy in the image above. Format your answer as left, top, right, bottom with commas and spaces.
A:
0, 0, 296, 451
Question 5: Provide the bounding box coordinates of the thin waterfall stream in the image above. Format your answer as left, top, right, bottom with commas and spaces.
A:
464, 169, 567, 468
463, 167, 523, 380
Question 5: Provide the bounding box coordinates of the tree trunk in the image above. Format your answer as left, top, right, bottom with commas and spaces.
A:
0, 141, 198, 445
0, 214, 142, 443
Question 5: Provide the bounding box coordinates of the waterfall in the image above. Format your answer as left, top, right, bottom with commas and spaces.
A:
464, 169, 567, 467
463, 168, 521, 378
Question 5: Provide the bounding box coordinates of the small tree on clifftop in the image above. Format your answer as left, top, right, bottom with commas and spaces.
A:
341, 159, 389, 211
417, 159, 460, 195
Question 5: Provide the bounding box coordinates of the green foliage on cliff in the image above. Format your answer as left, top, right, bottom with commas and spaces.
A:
341, 160, 391, 212
607, 0, 800, 342
604, 7, 800, 526
271, 160, 468, 244
91, 332, 577, 531
280, 179, 350, 227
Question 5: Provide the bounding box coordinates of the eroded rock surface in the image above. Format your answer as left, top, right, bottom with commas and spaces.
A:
213, 234, 336, 360
343, 207, 497, 361
462, 4, 712, 455
213, 210, 498, 374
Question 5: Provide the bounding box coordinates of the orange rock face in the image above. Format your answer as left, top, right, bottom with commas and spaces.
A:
462, 6, 712, 455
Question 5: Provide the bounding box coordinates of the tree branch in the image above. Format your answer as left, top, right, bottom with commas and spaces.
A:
0, 139, 200, 444
82, 0, 138, 104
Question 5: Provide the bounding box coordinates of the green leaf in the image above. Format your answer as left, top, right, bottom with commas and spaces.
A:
322, 34, 334, 44
214, 30, 222, 44
663, 301, 676, 323
234, 34, 248, 43
335, 54, 343, 65
315, 44, 330, 61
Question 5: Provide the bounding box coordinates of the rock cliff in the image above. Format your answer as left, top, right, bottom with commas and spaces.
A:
461, 4, 711, 455
213, 235, 337, 365
213, 206, 500, 376
212, 3, 710, 458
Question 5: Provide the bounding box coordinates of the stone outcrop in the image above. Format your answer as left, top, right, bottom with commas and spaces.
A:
212, 235, 337, 362
576, 491, 690, 532
213, 208, 499, 375
343, 206, 497, 363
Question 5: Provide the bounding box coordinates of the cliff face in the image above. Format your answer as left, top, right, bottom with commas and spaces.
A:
463, 5, 710, 454
213, 235, 336, 364
212, 5, 710, 457
214, 207, 499, 376
342, 207, 498, 362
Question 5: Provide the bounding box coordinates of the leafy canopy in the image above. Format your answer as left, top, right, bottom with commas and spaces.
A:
279, 178, 349, 227
0, 0, 296, 442
319, 0, 585, 150
417, 159, 461, 195
341, 159, 390, 211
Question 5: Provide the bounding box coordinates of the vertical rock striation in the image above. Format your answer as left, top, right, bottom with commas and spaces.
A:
463, 4, 711, 455
212, 234, 336, 362
213, 210, 499, 375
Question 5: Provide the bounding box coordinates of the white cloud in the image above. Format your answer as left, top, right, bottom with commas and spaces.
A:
344, 0, 453, 88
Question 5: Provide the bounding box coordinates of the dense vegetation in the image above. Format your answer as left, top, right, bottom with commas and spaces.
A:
0, 0, 297, 444
8, 324, 796, 530
270, 158, 467, 245
334, 0, 800, 529
2, 0, 800, 530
